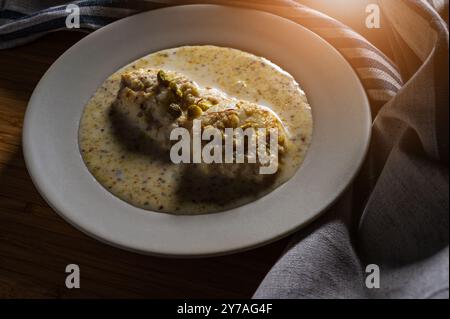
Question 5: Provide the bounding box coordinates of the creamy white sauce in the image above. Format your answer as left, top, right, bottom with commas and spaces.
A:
78, 45, 313, 214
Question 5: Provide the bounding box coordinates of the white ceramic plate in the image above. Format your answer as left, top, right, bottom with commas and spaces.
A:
23, 5, 371, 257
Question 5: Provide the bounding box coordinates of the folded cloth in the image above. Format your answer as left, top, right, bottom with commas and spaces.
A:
254, 0, 449, 299
1, 0, 448, 298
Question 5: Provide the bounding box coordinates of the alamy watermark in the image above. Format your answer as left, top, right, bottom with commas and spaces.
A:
169, 120, 280, 175
366, 4, 381, 29
365, 264, 380, 289
65, 4, 80, 29
65, 264, 80, 289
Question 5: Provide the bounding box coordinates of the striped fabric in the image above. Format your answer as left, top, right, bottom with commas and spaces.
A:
0, 0, 406, 113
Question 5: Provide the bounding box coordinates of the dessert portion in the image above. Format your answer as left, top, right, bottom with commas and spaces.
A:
115, 69, 288, 148
113, 68, 288, 180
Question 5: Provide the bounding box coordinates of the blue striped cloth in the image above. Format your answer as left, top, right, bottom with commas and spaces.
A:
0, 0, 405, 112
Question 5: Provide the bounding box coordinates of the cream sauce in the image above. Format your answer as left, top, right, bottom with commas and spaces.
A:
78, 45, 312, 214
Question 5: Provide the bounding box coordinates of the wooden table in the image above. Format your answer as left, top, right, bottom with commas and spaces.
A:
0, 31, 290, 298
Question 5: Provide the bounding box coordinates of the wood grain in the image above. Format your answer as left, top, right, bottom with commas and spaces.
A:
0, 32, 289, 298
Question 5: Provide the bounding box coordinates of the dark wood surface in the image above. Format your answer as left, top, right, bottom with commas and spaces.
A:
0, 31, 289, 298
